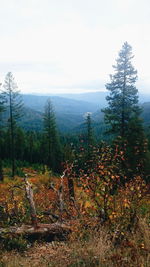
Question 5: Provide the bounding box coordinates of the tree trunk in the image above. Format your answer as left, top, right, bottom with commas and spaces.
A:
24, 175, 38, 228
9, 82, 15, 178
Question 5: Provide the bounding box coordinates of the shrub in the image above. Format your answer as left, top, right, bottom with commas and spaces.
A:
1, 235, 29, 252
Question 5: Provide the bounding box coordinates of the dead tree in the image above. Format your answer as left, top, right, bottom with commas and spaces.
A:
24, 174, 38, 228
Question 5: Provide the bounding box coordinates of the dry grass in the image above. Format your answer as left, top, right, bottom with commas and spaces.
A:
0, 229, 111, 267
68, 228, 112, 266
0, 220, 149, 267
1, 218, 150, 267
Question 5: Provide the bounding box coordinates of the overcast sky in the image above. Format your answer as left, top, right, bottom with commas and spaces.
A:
0, 0, 150, 94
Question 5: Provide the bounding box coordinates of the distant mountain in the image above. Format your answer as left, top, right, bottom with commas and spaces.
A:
19, 107, 43, 131
19, 94, 100, 132
2, 93, 149, 134
18, 107, 85, 132
22, 94, 99, 114
53, 91, 108, 106
53, 91, 150, 105
22, 91, 150, 111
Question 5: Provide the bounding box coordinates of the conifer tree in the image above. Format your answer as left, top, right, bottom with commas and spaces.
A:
77, 112, 95, 172
102, 42, 146, 177
43, 98, 62, 173
0, 83, 5, 115
15, 127, 26, 161
2, 72, 23, 177
0, 83, 5, 181
85, 112, 95, 160
103, 42, 141, 138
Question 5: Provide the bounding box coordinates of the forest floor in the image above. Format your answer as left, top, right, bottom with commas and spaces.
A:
0, 167, 150, 266
0, 229, 150, 267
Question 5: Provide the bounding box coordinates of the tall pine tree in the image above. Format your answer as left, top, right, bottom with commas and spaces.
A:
0, 83, 5, 181
85, 112, 95, 161
43, 98, 62, 173
2, 72, 23, 177
102, 42, 146, 177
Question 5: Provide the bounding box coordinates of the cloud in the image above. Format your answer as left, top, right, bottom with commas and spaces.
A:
0, 0, 150, 93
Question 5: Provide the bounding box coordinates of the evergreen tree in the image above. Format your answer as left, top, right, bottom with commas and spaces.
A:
76, 113, 95, 172
103, 42, 140, 138
0, 83, 5, 181
102, 42, 146, 177
85, 112, 95, 160
0, 83, 5, 115
15, 127, 26, 161
43, 98, 62, 173
125, 116, 147, 175
25, 131, 37, 163
2, 72, 23, 177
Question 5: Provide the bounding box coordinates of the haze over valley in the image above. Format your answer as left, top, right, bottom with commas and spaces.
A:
5, 91, 149, 133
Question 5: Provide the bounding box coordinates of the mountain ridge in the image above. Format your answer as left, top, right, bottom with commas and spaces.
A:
2, 92, 150, 133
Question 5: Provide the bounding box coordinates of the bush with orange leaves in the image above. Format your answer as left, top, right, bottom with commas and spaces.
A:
0, 170, 78, 226
0, 157, 149, 234
74, 144, 150, 233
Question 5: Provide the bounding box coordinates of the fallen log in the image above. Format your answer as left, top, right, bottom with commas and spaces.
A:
0, 222, 71, 241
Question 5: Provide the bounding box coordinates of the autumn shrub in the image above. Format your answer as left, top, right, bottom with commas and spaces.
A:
107, 176, 150, 238
74, 143, 149, 233
37, 172, 54, 188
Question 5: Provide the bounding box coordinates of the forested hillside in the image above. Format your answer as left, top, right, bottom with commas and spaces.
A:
1, 93, 150, 133
20, 92, 150, 133
0, 43, 149, 267
21, 94, 100, 132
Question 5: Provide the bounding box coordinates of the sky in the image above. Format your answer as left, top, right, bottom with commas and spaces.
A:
0, 0, 150, 94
